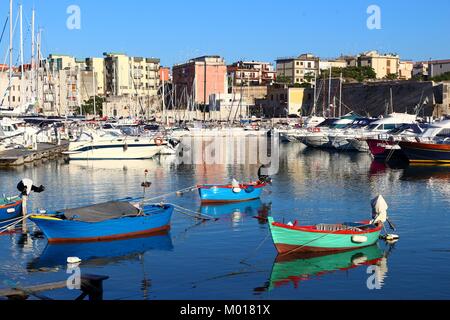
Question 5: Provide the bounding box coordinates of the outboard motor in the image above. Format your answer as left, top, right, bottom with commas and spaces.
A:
17, 179, 45, 196
371, 195, 388, 225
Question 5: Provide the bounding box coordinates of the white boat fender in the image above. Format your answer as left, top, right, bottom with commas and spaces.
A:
67, 257, 82, 264
233, 188, 242, 193
352, 235, 368, 244
7, 208, 15, 214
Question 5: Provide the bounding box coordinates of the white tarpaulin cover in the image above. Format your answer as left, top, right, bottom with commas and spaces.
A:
371, 195, 388, 224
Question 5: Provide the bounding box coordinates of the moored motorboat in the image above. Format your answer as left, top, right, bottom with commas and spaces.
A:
399, 140, 450, 164
64, 130, 167, 160
29, 201, 174, 243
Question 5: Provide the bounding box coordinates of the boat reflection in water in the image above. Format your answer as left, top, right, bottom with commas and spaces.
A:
28, 232, 173, 271
200, 199, 272, 224
267, 245, 389, 291
401, 165, 450, 181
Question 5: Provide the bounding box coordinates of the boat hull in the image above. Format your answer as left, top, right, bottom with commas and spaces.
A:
0, 197, 22, 222
399, 141, 450, 164
367, 139, 406, 160
349, 138, 370, 152
66, 142, 164, 160
268, 218, 382, 254
303, 134, 332, 148
30, 205, 174, 243
198, 184, 265, 203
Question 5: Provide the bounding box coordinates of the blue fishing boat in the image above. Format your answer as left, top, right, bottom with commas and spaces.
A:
28, 233, 173, 270
29, 201, 174, 243
0, 196, 23, 222
198, 182, 267, 203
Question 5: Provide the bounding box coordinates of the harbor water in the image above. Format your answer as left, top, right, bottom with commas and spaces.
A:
1, 141, 450, 300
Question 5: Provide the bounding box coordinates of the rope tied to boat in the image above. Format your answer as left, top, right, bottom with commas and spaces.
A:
140, 185, 199, 204
169, 203, 218, 221
0, 214, 32, 234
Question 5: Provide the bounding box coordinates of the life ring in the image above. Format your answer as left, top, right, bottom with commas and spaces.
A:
155, 137, 164, 146
313, 127, 321, 133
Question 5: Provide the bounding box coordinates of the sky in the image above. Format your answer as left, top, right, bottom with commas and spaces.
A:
0, 0, 449, 67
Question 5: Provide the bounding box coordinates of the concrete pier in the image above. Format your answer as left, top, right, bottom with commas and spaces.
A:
0, 141, 69, 167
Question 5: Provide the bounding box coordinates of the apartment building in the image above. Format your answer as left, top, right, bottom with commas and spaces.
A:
357, 51, 400, 79
227, 61, 275, 86
104, 53, 161, 97
429, 59, 450, 78
276, 54, 320, 85
172, 55, 227, 107
398, 61, 413, 80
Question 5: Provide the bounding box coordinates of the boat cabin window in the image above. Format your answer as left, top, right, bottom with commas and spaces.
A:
368, 124, 380, 131
436, 128, 450, 138
382, 124, 396, 130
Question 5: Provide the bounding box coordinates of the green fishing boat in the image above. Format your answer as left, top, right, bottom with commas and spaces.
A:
268, 196, 391, 255
268, 217, 382, 254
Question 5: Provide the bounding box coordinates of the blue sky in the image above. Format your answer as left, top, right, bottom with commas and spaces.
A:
1, 0, 449, 66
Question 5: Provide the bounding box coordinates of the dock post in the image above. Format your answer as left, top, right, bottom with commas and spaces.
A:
22, 195, 28, 233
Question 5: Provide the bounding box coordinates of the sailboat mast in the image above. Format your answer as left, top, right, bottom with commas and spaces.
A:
313, 73, 317, 116
93, 65, 96, 116
162, 74, 166, 125
328, 65, 332, 117
20, 5, 24, 80
9, 0, 13, 108
339, 72, 343, 117
31, 9, 35, 103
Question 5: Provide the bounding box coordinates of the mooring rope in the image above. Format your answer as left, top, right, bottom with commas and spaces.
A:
240, 231, 271, 266
169, 203, 217, 221
140, 185, 199, 204
0, 215, 32, 234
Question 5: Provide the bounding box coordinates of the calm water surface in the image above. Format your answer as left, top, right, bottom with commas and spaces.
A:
1, 142, 449, 300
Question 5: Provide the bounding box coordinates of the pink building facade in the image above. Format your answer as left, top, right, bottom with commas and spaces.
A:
172, 56, 227, 107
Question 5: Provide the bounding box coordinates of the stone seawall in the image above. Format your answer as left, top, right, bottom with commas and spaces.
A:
309, 80, 446, 118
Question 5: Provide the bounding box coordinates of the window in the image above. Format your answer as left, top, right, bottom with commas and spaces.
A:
383, 124, 396, 130
308, 62, 311, 68
436, 128, 450, 138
